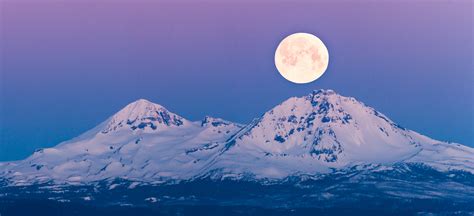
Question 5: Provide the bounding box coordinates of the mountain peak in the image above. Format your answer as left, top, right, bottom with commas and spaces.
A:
201, 116, 242, 128
231, 89, 422, 163
122, 98, 166, 114
129, 98, 155, 106
311, 89, 337, 96
307, 89, 343, 104
101, 99, 188, 134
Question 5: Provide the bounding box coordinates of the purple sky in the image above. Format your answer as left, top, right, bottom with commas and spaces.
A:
1, 1, 473, 160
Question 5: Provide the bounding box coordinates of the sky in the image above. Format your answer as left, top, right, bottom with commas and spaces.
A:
0, 1, 472, 161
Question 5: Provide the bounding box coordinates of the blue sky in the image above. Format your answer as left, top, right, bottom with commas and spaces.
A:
0, 1, 472, 161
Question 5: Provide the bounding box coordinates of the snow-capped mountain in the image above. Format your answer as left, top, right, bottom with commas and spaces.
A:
101, 98, 189, 134
206, 89, 474, 178
0, 90, 473, 184
0, 99, 244, 184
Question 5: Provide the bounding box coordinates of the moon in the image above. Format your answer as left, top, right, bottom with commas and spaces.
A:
275, 33, 329, 84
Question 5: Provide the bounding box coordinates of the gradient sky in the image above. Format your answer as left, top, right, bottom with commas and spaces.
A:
0, 1, 472, 161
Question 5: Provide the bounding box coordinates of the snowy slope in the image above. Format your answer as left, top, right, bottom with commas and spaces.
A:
206, 90, 474, 178
0, 99, 243, 184
0, 90, 472, 184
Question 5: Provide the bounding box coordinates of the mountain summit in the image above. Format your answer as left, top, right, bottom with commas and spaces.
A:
202, 89, 474, 178
101, 99, 188, 134
1, 90, 472, 184
227, 89, 429, 163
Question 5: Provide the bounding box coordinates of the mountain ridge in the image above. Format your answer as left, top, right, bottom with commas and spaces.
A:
0, 89, 472, 185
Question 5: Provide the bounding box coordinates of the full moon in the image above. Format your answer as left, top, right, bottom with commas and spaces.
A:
275, 33, 329, 84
